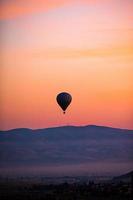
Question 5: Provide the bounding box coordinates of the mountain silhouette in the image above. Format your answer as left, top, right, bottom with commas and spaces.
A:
113, 170, 133, 183
0, 125, 133, 175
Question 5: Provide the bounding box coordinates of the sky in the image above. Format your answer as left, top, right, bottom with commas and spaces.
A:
0, 0, 133, 130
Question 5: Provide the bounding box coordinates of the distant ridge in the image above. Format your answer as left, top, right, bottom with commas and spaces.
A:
0, 124, 133, 132
0, 125, 133, 176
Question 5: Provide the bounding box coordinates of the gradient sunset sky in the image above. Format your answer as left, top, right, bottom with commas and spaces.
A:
0, 0, 133, 130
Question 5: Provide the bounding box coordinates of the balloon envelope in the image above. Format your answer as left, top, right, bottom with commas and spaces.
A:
56, 92, 72, 113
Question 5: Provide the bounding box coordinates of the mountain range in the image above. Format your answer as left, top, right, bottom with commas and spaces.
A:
0, 125, 133, 176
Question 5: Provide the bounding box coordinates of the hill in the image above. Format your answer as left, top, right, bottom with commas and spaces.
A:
0, 125, 133, 176
113, 171, 133, 183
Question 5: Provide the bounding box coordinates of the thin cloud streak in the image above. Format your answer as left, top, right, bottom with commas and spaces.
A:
31, 45, 133, 59
0, 0, 104, 20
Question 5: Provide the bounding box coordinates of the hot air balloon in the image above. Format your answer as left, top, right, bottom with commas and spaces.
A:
56, 92, 72, 114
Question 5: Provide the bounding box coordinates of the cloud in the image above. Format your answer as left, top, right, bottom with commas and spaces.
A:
0, 0, 72, 20
31, 45, 133, 59
0, 0, 104, 20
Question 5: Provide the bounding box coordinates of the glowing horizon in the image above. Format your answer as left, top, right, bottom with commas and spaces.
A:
0, 0, 133, 130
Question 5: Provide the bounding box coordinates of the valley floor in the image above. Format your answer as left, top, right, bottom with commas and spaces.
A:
0, 181, 132, 200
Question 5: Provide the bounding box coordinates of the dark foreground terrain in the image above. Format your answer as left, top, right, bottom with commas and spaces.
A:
0, 180, 132, 200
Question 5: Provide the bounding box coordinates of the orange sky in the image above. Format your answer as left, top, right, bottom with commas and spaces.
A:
0, 0, 133, 130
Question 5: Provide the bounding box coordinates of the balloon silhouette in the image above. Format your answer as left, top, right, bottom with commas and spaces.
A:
56, 92, 72, 114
